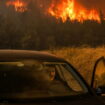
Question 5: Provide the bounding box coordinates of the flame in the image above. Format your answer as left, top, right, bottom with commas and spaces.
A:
6, 0, 27, 12
48, 0, 101, 22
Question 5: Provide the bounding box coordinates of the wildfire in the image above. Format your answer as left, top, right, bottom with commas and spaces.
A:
6, 0, 27, 12
48, 0, 101, 22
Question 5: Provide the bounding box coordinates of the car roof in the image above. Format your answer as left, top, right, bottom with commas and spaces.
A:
0, 50, 66, 62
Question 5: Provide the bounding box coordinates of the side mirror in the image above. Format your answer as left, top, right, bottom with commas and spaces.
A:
95, 87, 105, 96
91, 57, 105, 95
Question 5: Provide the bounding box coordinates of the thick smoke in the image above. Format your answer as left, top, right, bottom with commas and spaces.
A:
76, 0, 105, 8
75, 0, 105, 14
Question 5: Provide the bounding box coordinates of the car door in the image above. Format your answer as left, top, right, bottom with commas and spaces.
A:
91, 57, 105, 102
32, 62, 104, 105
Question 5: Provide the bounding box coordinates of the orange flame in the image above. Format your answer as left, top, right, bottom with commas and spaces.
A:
48, 0, 101, 22
6, 0, 27, 12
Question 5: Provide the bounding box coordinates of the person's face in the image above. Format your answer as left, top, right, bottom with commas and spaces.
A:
49, 68, 55, 80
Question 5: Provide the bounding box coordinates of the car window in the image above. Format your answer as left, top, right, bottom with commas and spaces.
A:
57, 64, 82, 92
0, 60, 88, 99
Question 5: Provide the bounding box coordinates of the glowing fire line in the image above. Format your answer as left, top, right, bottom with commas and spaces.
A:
6, 0, 27, 12
48, 0, 101, 22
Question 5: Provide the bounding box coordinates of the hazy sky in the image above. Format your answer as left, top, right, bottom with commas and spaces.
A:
77, 0, 105, 10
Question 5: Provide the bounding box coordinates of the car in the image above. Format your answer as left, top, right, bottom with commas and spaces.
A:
0, 49, 104, 105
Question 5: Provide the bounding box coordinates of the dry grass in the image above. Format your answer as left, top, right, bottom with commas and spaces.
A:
48, 46, 105, 84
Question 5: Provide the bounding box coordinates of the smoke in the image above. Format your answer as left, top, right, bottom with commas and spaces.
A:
76, 0, 104, 8
75, 0, 105, 13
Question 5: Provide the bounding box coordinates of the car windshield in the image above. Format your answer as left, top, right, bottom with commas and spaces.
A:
0, 59, 88, 99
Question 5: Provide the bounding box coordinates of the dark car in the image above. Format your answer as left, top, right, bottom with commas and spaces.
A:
0, 50, 104, 105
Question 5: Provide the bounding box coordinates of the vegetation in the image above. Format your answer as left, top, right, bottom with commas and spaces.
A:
0, 1, 105, 50
48, 46, 105, 84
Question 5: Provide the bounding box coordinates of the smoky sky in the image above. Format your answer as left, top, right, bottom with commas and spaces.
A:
77, 0, 105, 7
76, 0, 105, 10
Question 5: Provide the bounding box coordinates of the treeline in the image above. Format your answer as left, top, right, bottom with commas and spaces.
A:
0, 3, 105, 50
